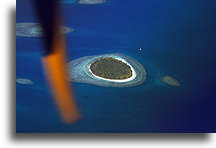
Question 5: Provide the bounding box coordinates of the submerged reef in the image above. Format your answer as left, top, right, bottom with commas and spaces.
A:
66, 53, 146, 87
77, 0, 106, 5
159, 75, 180, 86
62, 0, 78, 4
16, 23, 74, 37
90, 57, 132, 80
16, 78, 34, 85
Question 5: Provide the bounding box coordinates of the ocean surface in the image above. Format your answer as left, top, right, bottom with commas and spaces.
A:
16, 0, 216, 133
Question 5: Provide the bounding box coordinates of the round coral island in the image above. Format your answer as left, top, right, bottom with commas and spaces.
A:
90, 57, 132, 80
66, 53, 146, 87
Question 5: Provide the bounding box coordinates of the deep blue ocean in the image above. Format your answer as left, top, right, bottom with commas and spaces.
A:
16, 0, 215, 133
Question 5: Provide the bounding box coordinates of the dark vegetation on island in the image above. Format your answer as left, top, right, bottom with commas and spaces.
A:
90, 57, 132, 80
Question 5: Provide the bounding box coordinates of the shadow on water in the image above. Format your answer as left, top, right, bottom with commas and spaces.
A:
11, 7, 210, 142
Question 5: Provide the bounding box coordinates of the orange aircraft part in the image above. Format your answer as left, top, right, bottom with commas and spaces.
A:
42, 28, 80, 124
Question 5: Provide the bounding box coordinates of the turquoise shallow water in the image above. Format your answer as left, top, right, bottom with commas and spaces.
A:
16, 0, 215, 133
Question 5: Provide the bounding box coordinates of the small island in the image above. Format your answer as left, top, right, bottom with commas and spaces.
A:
66, 53, 147, 87
90, 57, 132, 80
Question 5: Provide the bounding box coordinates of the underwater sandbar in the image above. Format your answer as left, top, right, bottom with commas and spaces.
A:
16, 78, 34, 85
16, 23, 74, 37
77, 0, 106, 5
159, 75, 180, 86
